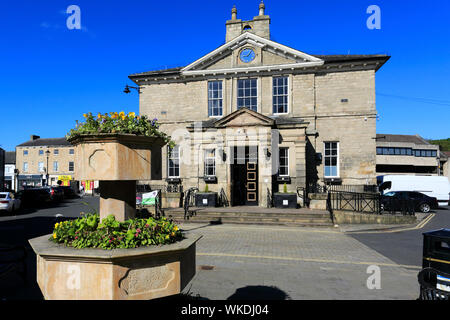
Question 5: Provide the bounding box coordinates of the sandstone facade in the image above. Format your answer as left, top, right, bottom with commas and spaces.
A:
129, 5, 389, 207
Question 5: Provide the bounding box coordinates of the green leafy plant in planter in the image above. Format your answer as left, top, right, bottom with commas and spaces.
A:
204, 184, 209, 193
50, 213, 183, 250
66, 111, 175, 148
283, 183, 288, 193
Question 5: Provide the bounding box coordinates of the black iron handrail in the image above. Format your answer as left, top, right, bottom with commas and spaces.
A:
267, 188, 273, 208
219, 188, 229, 207
184, 187, 198, 220
296, 187, 309, 208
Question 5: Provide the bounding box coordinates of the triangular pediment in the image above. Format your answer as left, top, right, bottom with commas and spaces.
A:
214, 108, 274, 128
181, 32, 323, 75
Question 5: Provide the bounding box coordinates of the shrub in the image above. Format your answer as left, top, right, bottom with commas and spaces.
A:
283, 183, 288, 193
66, 112, 174, 148
50, 213, 183, 250
204, 184, 209, 193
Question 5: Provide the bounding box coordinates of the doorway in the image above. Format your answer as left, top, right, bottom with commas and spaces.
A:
231, 146, 258, 206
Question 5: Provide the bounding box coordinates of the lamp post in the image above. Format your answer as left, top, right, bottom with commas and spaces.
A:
45, 149, 50, 186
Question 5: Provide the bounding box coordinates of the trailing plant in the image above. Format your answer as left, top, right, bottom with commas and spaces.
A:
50, 213, 183, 249
66, 112, 174, 148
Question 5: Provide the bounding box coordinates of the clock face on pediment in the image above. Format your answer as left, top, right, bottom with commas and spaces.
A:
239, 48, 256, 63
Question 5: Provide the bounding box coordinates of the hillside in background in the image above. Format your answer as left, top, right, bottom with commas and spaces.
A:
428, 138, 450, 151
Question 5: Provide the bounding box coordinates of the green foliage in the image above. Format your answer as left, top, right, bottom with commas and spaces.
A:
50, 213, 183, 250
66, 112, 175, 148
283, 183, 288, 193
428, 138, 450, 151
204, 184, 209, 193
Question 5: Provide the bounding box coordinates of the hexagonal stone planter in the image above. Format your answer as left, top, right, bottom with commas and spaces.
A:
68, 133, 166, 222
29, 234, 202, 300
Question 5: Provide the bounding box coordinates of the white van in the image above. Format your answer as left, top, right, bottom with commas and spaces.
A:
377, 175, 450, 207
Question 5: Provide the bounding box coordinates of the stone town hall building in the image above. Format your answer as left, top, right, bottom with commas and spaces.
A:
128, 3, 390, 207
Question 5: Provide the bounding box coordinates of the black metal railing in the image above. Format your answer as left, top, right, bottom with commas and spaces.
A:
306, 182, 378, 194
137, 184, 183, 193
329, 191, 381, 214
183, 187, 198, 220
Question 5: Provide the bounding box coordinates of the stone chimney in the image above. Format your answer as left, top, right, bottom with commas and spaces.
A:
30, 135, 40, 141
225, 2, 271, 42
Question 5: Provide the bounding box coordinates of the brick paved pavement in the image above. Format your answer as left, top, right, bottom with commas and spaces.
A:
180, 223, 421, 300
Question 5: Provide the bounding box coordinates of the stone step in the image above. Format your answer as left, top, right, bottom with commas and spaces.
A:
175, 218, 334, 227
164, 209, 330, 219
165, 214, 333, 225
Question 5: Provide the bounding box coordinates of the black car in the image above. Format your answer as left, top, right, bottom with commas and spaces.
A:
59, 186, 79, 199
381, 191, 439, 213
15, 188, 52, 208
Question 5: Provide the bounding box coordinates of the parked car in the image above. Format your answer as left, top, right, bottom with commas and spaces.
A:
59, 186, 79, 199
0, 192, 21, 213
44, 186, 64, 202
378, 175, 450, 207
380, 191, 439, 213
15, 188, 52, 208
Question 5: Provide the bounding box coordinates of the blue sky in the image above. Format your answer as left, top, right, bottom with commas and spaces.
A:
0, 0, 449, 151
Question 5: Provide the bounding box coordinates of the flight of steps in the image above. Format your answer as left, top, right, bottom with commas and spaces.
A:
164, 208, 334, 227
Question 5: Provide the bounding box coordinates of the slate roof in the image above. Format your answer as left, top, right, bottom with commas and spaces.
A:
5, 151, 15, 164
17, 137, 71, 147
376, 134, 433, 146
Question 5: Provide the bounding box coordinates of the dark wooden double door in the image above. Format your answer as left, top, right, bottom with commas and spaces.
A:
231, 146, 258, 206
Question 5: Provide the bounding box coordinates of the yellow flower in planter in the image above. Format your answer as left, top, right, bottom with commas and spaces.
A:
174, 226, 179, 231
97, 113, 102, 119
119, 111, 125, 117
54, 223, 59, 228
165, 235, 170, 240
53, 233, 57, 239
83, 113, 87, 118
128, 112, 136, 118
171, 232, 175, 237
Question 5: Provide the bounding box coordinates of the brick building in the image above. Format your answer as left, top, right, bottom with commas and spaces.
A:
128, 3, 389, 207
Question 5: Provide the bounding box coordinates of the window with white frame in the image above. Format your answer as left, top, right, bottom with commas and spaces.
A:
273, 76, 288, 114
53, 161, 59, 172
324, 142, 339, 177
23, 150, 28, 156
23, 162, 28, 172
237, 78, 257, 111
208, 81, 223, 117
69, 149, 74, 155
204, 149, 216, 177
38, 162, 44, 173
54, 149, 59, 155
39, 150, 44, 156
167, 145, 180, 178
279, 147, 289, 176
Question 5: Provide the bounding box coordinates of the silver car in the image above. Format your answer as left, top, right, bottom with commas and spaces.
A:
0, 192, 21, 213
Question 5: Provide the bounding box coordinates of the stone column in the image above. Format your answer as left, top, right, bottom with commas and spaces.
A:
99, 180, 136, 222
